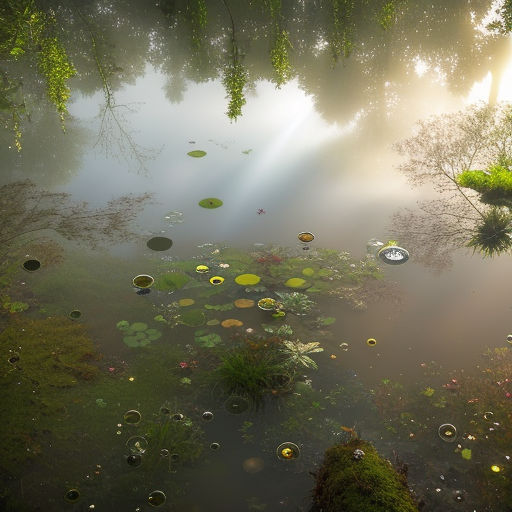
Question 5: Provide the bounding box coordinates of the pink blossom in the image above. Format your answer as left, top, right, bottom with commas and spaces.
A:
179, 362, 189, 369
108, 367, 115, 373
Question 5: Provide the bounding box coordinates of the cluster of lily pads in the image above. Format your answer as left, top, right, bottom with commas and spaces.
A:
116, 321, 162, 347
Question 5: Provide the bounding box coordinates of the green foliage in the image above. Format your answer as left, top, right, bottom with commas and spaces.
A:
457, 164, 512, 199
270, 30, 292, 87
37, 37, 76, 123
144, 416, 204, 470
377, 2, 396, 30
178, 308, 206, 327
314, 440, 419, 512
328, 0, 355, 61
280, 340, 323, 370
486, 0, 512, 33
154, 272, 192, 291
466, 207, 512, 257
194, 329, 222, 347
215, 347, 288, 405
116, 320, 162, 347
275, 291, 315, 315
222, 61, 247, 121
185, 0, 208, 48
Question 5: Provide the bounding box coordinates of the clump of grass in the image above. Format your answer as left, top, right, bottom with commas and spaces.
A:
467, 207, 512, 257
457, 164, 512, 201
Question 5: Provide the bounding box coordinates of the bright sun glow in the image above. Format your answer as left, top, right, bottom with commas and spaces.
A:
464, 72, 492, 104
414, 58, 429, 77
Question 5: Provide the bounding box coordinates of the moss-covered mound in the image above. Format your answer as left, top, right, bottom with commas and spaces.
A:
457, 164, 512, 205
314, 440, 418, 512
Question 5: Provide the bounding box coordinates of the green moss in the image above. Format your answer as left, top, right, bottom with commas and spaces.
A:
154, 272, 192, 291
457, 164, 512, 203
314, 440, 418, 512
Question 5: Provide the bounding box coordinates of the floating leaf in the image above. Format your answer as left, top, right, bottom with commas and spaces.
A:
316, 316, 336, 326
179, 309, 206, 327
461, 448, 472, 460
154, 272, 191, 291
234, 274, 261, 286
204, 303, 234, 311
116, 320, 130, 331
199, 198, 223, 209
131, 322, 148, 332
422, 387, 435, 397
194, 330, 222, 347
302, 267, 315, 276
284, 277, 307, 288
221, 318, 244, 328
178, 298, 195, 307
234, 298, 255, 308
206, 319, 220, 326
146, 329, 162, 341
188, 150, 207, 158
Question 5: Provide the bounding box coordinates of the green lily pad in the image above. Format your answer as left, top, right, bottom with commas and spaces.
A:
123, 336, 141, 347
146, 328, 162, 341
179, 309, 206, 327
206, 319, 220, 326
154, 272, 192, 291
199, 198, 223, 209
154, 315, 167, 323
131, 322, 148, 332
204, 303, 234, 311
188, 150, 207, 158
194, 331, 222, 348
116, 320, 130, 331
234, 273, 261, 285
285, 277, 307, 288
316, 316, 336, 326
134, 332, 146, 339
302, 267, 315, 277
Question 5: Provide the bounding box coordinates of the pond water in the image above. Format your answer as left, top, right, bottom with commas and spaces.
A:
1, 1, 512, 511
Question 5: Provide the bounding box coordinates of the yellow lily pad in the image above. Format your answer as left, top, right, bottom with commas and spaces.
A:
221, 318, 244, 328
234, 274, 261, 286
285, 277, 307, 288
234, 298, 255, 308
178, 298, 195, 307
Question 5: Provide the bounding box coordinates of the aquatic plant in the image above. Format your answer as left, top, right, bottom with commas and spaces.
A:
457, 164, 512, 200
178, 308, 206, 327
153, 272, 192, 291
280, 340, 323, 370
187, 150, 206, 158
194, 329, 222, 347
466, 207, 512, 257
198, 197, 223, 209
313, 439, 419, 512
275, 291, 315, 315
214, 346, 289, 405
234, 273, 261, 285
144, 416, 204, 471
116, 321, 162, 347
284, 277, 308, 288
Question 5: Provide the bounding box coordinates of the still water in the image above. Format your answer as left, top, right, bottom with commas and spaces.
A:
1, 1, 512, 511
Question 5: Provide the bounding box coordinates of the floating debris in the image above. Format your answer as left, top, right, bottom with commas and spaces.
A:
22, 259, 41, 272
276, 442, 300, 460
366, 238, 385, 258
132, 274, 154, 288
438, 423, 457, 442
483, 412, 494, 421
146, 236, 173, 251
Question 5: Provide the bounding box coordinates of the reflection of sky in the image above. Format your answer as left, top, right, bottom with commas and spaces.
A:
58, 47, 512, 369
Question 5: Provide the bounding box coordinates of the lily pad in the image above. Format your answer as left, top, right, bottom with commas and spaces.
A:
234, 298, 255, 308
179, 309, 206, 327
234, 274, 261, 286
221, 318, 244, 328
285, 277, 307, 288
302, 267, 315, 277
188, 150, 207, 158
206, 319, 220, 326
178, 298, 195, 307
146, 328, 162, 341
154, 272, 191, 291
194, 330, 222, 347
116, 320, 131, 331
204, 303, 234, 311
123, 336, 140, 347
131, 322, 148, 332
199, 198, 223, 209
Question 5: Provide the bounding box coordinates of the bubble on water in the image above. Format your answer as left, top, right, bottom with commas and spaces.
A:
438, 423, 457, 442
297, 232, 314, 243
507, 334, 512, 343
172, 413, 184, 421
339, 342, 349, 351
69, 310, 82, 319
123, 410, 142, 425
276, 442, 300, 460
148, 490, 166, 507
64, 489, 80, 503
210, 442, 220, 450
225, 395, 249, 414
202, 411, 214, 421
160, 449, 169, 458
147, 237, 173, 251
483, 411, 494, 421
126, 454, 142, 467
126, 436, 148, 454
